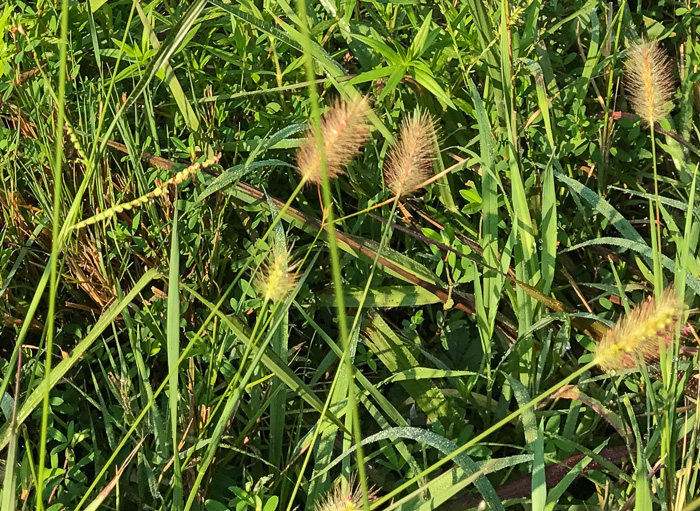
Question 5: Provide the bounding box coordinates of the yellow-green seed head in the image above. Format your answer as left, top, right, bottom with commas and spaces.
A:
255, 252, 300, 303
594, 287, 683, 373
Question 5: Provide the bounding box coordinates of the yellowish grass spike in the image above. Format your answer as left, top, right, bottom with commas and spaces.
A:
624, 40, 675, 125
254, 249, 300, 303
383, 109, 436, 197
594, 287, 683, 373
72, 153, 221, 231
296, 97, 370, 185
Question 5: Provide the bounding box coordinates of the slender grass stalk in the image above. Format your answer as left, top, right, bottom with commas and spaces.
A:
599, 0, 627, 192
1, 352, 22, 511
294, 0, 369, 508
167, 203, 183, 508
294, 197, 403, 510
36, 0, 69, 507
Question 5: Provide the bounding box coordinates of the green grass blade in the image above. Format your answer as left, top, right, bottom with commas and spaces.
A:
0, 269, 159, 451
509, 376, 546, 508
366, 310, 460, 423
1, 393, 17, 511
470, 77, 501, 369
167, 202, 183, 508
540, 155, 557, 295
136, 2, 199, 132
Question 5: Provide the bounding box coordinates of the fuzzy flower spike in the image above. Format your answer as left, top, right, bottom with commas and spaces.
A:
383, 109, 437, 197
624, 40, 675, 124
296, 97, 370, 185
314, 478, 377, 511
255, 249, 300, 303
594, 287, 683, 373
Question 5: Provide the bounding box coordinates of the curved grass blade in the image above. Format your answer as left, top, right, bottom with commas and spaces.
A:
317, 426, 504, 511
563, 237, 700, 295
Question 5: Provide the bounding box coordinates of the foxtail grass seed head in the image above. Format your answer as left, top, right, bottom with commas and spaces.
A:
314, 479, 376, 511
594, 287, 683, 373
383, 110, 436, 197
624, 40, 675, 124
255, 251, 300, 303
296, 97, 370, 185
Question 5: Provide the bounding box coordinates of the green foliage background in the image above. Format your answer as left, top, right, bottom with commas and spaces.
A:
0, 0, 699, 509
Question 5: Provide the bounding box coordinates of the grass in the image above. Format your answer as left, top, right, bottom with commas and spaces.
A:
1, 0, 700, 509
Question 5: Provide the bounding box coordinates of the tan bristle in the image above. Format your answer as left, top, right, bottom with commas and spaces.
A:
624, 40, 675, 124
296, 97, 370, 185
383, 110, 436, 197
594, 287, 683, 373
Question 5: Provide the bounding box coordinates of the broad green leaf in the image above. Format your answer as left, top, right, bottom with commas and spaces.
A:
199, 159, 290, 202
470, 77, 502, 366
410, 60, 455, 108
352, 33, 402, 64
315, 285, 440, 308
408, 11, 432, 60
366, 311, 460, 423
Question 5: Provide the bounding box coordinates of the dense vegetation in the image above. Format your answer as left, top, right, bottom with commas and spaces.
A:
1, 0, 699, 509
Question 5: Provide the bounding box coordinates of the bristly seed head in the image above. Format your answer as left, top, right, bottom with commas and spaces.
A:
314, 477, 377, 511
594, 287, 683, 373
296, 97, 370, 185
255, 250, 300, 303
383, 110, 436, 197
624, 40, 675, 125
